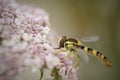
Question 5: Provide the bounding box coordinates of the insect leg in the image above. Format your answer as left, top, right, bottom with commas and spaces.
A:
66, 51, 73, 58
73, 51, 80, 67
60, 49, 68, 52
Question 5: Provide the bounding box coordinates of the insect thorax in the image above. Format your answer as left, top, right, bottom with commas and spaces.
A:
58, 36, 82, 49
65, 39, 82, 51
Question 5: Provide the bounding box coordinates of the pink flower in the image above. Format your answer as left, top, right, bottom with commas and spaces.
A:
0, 0, 79, 80
45, 54, 61, 69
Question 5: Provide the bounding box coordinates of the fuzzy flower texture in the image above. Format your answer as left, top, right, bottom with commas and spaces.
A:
0, 0, 78, 80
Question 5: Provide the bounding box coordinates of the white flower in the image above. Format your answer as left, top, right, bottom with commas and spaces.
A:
14, 18, 22, 26
43, 26, 49, 34
2, 39, 17, 47
59, 67, 66, 75
22, 33, 32, 41
33, 33, 42, 43
45, 54, 61, 69
34, 16, 42, 22
11, 42, 28, 52
2, 35, 20, 47
24, 55, 43, 73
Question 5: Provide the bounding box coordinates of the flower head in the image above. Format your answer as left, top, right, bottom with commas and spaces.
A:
0, 0, 79, 80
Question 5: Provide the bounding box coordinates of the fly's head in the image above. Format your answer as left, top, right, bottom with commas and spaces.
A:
57, 36, 67, 49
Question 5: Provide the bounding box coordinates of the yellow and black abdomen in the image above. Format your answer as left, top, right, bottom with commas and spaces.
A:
79, 45, 111, 67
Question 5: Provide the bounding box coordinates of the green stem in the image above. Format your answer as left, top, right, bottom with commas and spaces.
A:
40, 69, 43, 80
51, 68, 61, 80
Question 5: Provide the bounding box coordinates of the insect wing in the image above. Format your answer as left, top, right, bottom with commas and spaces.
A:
81, 35, 99, 42
76, 48, 89, 63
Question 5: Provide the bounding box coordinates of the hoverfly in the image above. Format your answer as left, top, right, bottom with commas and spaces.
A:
56, 36, 111, 68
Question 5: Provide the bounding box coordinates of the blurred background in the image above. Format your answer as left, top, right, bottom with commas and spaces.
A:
16, 0, 120, 80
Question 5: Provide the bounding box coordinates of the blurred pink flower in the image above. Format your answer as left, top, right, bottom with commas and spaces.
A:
0, 0, 79, 80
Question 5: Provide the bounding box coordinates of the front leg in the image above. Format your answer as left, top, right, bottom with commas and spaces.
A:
66, 52, 73, 58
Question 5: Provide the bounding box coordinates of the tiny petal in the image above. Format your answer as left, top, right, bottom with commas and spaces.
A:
45, 54, 61, 69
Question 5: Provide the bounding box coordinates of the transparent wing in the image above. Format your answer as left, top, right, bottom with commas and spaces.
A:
76, 48, 89, 63
81, 35, 99, 42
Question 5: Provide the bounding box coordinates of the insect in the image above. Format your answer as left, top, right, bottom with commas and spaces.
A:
56, 36, 111, 68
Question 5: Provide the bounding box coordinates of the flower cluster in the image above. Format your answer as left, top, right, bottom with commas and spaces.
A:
0, 0, 78, 80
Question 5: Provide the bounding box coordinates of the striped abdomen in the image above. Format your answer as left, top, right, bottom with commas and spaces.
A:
79, 45, 111, 67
